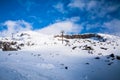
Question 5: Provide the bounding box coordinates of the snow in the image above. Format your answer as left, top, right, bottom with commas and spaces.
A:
0, 31, 120, 80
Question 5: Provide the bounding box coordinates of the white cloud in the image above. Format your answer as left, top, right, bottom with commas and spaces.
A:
68, 16, 80, 22
37, 20, 82, 35
86, 1, 97, 10
68, 0, 120, 17
103, 19, 120, 33
0, 18, 82, 36
0, 20, 32, 37
68, 0, 85, 10
53, 2, 65, 13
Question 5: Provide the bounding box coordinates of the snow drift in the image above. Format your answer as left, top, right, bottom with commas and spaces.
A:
0, 31, 120, 80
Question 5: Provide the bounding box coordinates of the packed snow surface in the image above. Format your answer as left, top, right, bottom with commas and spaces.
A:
0, 31, 120, 80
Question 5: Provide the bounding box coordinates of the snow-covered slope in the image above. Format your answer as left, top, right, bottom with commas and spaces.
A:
0, 31, 120, 80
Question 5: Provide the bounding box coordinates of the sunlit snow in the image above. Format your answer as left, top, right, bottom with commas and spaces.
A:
0, 31, 120, 80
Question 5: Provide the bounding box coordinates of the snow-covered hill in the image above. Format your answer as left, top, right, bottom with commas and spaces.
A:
0, 31, 120, 80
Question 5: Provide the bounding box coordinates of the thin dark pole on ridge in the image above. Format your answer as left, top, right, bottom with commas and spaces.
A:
61, 30, 64, 44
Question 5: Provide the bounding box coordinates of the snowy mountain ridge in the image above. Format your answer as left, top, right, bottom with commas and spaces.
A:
0, 30, 120, 53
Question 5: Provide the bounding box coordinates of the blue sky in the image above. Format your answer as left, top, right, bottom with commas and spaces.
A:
0, 0, 120, 36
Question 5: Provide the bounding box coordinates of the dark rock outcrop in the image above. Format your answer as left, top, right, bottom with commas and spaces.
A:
2, 42, 18, 51
100, 47, 108, 50
95, 57, 100, 59
54, 33, 106, 42
82, 45, 94, 50
116, 55, 120, 60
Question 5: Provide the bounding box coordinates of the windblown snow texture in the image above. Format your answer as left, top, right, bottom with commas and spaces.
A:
0, 31, 120, 80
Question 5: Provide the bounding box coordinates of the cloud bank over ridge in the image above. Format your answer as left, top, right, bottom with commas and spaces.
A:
0, 0, 120, 36
0, 18, 82, 36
